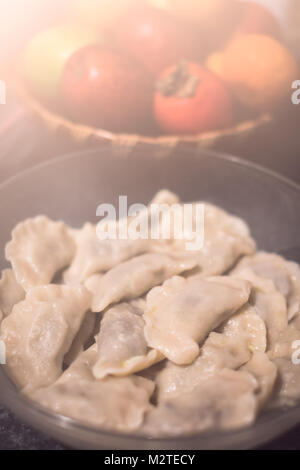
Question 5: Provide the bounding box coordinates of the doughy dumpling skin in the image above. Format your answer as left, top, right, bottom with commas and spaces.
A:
153, 202, 256, 276
5, 217, 75, 291
156, 305, 266, 401
150, 189, 180, 206
232, 255, 300, 407
195, 203, 256, 275
230, 267, 288, 349
93, 303, 163, 379
0, 285, 91, 390
268, 325, 300, 406
143, 369, 259, 436
64, 190, 180, 285
144, 355, 276, 436
64, 311, 97, 366
85, 253, 196, 313
64, 224, 150, 285
65, 193, 255, 285
2, 190, 299, 436
144, 276, 251, 365
0, 269, 25, 318
129, 297, 147, 315
232, 252, 300, 321
241, 352, 277, 409
29, 346, 154, 432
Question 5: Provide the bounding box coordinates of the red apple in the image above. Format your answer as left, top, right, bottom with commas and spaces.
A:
23, 25, 105, 106
61, 45, 153, 132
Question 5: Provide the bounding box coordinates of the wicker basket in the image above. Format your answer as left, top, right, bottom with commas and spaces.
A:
19, 86, 272, 154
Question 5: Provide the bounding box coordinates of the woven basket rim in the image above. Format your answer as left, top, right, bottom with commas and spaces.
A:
17, 85, 272, 146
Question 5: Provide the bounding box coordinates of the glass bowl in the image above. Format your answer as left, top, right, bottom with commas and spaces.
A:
0, 146, 300, 450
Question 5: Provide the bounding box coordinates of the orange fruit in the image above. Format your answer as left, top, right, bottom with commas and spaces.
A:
222, 34, 299, 111
205, 52, 224, 78
235, 1, 281, 40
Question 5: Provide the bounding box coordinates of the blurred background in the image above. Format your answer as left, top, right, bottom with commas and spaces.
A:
0, 0, 299, 183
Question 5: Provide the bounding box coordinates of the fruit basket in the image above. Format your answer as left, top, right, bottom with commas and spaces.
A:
18, 0, 295, 154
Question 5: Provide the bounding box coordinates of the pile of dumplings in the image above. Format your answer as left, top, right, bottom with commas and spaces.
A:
1, 190, 300, 436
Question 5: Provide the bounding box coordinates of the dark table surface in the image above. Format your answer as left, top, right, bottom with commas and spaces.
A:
1, 92, 300, 450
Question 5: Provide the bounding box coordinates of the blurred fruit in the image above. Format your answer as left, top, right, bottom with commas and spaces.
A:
0, 0, 73, 75
73, 0, 139, 29
147, 0, 169, 9
149, 0, 281, 43
235, 1, 281, 39
23, 25, 104, 105
115, 4, 202, 75
222, 34, 299, 112
61, 45, 153, 132
205, 52, 224, 78
154, 61, 234, 134
158, 0, 243, 51
166, 0, 231, 21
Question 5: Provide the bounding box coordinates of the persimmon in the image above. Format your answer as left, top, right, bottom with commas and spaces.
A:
154, 61, 234, 135
222, 34, 299, 111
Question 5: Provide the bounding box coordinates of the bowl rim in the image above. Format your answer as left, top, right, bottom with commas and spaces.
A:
2, 368, 300, 447
1, 144, 300, 195
1, 146, 300, 448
